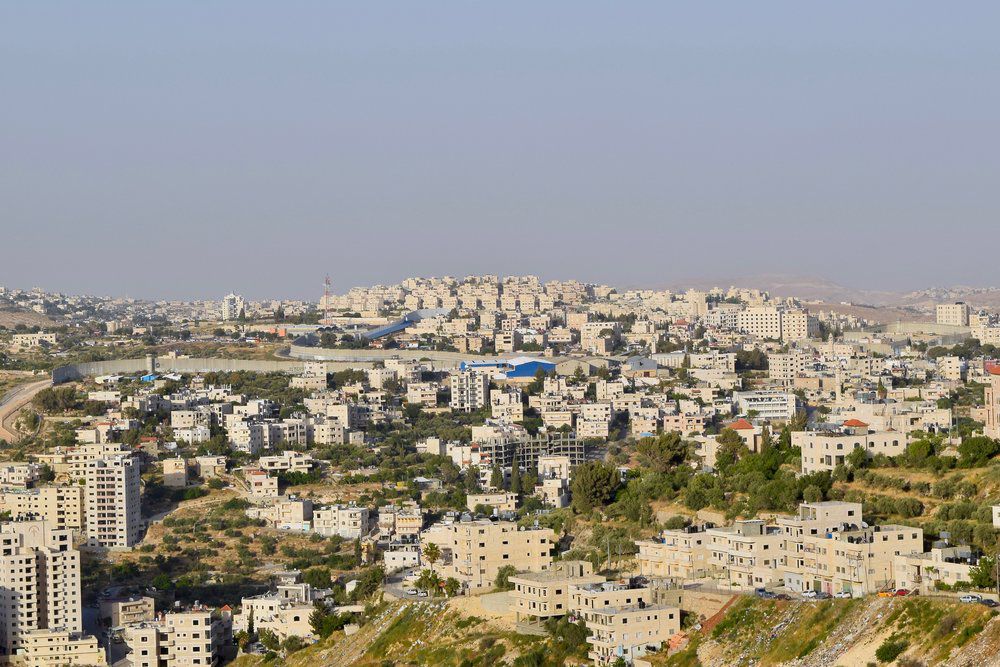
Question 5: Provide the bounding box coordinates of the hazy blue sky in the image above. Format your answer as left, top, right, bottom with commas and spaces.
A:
2, 2, 999, 300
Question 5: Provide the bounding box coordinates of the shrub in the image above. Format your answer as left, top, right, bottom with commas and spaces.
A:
875, 639, 908, 663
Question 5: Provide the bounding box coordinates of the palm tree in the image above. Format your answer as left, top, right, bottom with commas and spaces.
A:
423, 542, 441, 566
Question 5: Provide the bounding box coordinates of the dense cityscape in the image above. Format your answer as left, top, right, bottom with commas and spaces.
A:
7, 2, 1000, 665
2, 275, 1000, 665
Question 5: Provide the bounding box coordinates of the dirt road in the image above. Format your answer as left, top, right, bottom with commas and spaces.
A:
0, 378, 51, 442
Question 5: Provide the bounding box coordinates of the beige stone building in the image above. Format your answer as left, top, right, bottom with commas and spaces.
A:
706, 520, 784, 589
466, 492, 518, 513
377, 503, 424, 538
0, 485, 85, 533
10, 332, 58, 350
258, 450, 315, 474
794, 426, 907, 474
784, 522, 922, 596
123, 607, 231, 667
0, 520, 84, 656
636, 526, 711, 580
245, 469, 279, 499
20, 628, 104, 666
428, 519, 556, 592
936, 302, 970, 327
406, 382, 439, 407
101, 596, 155, 627
572, 581, 681, 665
985, 368, 1000, 439
894, 546, 978, 594
313, 504, 370, 539
163, 457, 189, 488
509, 561, 604, 625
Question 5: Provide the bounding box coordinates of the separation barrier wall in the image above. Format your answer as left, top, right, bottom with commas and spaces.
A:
52, 357, 306, 384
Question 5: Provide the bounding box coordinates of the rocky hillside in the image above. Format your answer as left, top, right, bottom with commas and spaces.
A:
231, 597, 581, 667
230, 594, 1000, 667
655, 595, 999, 667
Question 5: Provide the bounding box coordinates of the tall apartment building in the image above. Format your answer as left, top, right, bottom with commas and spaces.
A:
737, 306, 783, 340
0, 520, 83, 656
780, 309, 818, 342
768, 351, 810, 386
936, 302, 970, 327
450, 370, 490, 413
220, 293, 245, 321
84, 456, 142, 549
984, 368, 1000, 439
737, 307, 817, 342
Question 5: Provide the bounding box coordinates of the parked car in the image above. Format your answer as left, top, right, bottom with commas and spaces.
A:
755, 588, 776, 599
960, 594, 983, 603
894, 589, 909, 596
814, 592, 832, 600
406, 589, 418, 596
801, 590, 818, 598
877, 591, 895, 598
978, 598, 999, 608
834, 591, 852, 599
775, 593, 792, 601
418, 591, 429, 598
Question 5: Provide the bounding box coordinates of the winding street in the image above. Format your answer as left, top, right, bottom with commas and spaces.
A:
0, 378, 51, 443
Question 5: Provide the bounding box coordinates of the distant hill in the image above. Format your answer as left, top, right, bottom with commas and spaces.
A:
676, 273, 904, 306
0, 305, 57, 329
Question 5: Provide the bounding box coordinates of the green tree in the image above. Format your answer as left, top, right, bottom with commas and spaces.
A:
802, 484, 823, 503
464, 465, 482, 493
636, 432, 690, 473
510, 462, 522, 496
444, 577, 460, 597
423, 542, 441, 566
958, 436, 1000, 467
490, 464, 504, 490
846, 447, 868, 469
494, 564, 517, 591
970, 556, 997, 589
570, 461, 620, 514
258, 628, 280, 651
714, 429, 748, 471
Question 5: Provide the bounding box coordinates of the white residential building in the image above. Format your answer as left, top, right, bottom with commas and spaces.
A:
84, 456, 142, 549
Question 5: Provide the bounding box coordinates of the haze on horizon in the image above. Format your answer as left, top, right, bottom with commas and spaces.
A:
2, 2, 999, 301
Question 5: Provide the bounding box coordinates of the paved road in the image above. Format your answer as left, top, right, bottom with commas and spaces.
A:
0, 378, 50, 442
384, 568, 422, 600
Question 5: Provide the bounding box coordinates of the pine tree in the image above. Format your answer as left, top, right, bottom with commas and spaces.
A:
510, 463, 522, 496
490, 463, 504, 490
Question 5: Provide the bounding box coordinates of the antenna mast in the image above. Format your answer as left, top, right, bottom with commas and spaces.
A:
323, 274, 332, 325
